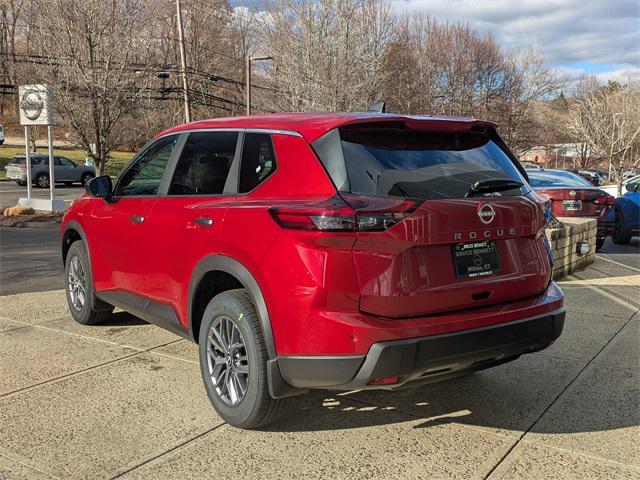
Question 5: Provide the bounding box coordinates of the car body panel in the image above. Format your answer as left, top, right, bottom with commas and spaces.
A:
610, 187, 640, 237
158, 113, 498, 144
61, 113, 564, 366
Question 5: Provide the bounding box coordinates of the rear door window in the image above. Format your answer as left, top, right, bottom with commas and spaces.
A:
238, 133, 276, 193
168, 131, 237, 195
318, 126, 527, 200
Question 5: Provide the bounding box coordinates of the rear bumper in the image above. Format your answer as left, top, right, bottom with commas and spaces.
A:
273, 308, 565, 393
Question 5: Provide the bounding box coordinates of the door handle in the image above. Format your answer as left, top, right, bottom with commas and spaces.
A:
193, 217, 213, 227
129, 215, 145, 224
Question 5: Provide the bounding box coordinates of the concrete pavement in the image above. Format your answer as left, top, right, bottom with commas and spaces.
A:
0, 182, 84, 209
0, 256, 638, 479
0, 227, 62, 296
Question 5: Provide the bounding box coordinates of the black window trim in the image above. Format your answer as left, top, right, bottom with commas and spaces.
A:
162, 130, 243, 198
236, 131, 279, 196
112, 133, 184, 199
111, 127, 297, 199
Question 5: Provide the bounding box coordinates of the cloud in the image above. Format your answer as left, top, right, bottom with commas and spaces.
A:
594, 66, 640, 83
389, 0, 639, 68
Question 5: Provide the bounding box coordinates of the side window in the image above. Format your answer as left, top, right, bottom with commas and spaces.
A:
56, 157, 75, 167
116, 135, 178, 196
168, 131, 237, 195
239, 133, 276, 193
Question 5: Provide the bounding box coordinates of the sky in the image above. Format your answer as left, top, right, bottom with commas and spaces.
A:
389, 0, 640, 83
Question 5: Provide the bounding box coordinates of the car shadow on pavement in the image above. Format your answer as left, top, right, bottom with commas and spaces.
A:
263, 362, 638, 436
100, 311, 148, 326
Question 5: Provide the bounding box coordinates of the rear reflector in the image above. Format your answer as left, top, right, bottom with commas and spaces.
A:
367, 376, 399, 386
269, 194, 421, 232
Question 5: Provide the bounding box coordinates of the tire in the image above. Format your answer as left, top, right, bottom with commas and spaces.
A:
35, 173, 49, 188
64, 241, 114, 325
595, 236, 605, 251
15, 180, 27, 186
612, 210, 632, 245
81, 172, 95, 186
199, 289, 288, 429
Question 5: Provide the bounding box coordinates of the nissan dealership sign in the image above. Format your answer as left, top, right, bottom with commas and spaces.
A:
19, 84, 55, 125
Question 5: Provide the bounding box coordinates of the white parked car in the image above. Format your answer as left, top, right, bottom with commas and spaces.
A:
600, 175, 640, 197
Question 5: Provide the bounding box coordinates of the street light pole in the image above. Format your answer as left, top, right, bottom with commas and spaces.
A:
608, 112, 622, 182
245, 56, 273, 115
176, 0, 191, 123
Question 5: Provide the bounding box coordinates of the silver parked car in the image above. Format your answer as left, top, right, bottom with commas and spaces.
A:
5, 154, 96, 188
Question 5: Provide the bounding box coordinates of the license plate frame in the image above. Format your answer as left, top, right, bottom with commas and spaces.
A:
452, 240, 500, 278
562, 199, 582, 211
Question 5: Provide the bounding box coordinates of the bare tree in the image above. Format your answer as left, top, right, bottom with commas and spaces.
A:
0, 0, 30, 117
262, 0, 395, 112
28, 0, 156, 175
568, 77, 640, 192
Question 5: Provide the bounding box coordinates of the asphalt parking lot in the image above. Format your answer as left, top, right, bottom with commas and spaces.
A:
0, 181, 84, 209
0, 230, 638, 479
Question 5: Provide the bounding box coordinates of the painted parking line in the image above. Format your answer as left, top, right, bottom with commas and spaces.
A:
558, 274, 640, 287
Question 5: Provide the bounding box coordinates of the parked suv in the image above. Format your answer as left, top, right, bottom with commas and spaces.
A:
5, 154, 95, 187
61, 113, 565, 428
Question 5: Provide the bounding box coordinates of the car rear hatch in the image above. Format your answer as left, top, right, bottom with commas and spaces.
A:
313, 120, 552, 318
5, 161, 26, 179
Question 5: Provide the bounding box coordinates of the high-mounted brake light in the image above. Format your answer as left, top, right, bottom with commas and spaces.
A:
269, 194, 421, 232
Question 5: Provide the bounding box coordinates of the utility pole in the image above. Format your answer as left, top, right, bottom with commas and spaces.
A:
609, 112, 621, 183
245, 56, 273, 115
176, 0, 191, 123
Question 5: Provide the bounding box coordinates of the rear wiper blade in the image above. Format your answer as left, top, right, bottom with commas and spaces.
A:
464, 179, 523, 198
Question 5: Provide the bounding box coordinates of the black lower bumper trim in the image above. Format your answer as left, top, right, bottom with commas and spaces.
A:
276, 309, 565, 391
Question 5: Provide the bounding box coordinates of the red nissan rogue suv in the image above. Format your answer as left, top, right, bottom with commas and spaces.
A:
61, 113, 565, 428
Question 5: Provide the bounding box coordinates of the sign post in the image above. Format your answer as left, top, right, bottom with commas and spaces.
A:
24, 125, 32, 200
17, 84, 66, 211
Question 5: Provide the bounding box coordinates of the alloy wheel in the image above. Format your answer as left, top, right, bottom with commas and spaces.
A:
207, 316, 249, 405
38, 175, 49, 188
68, 255, 87, 311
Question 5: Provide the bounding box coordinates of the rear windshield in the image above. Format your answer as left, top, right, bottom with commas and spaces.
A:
528, 170, 593, 188
317, 126, 527, 200
10, 157, 44, 165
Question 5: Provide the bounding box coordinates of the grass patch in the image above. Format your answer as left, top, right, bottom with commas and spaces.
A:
0, 146, 134, 180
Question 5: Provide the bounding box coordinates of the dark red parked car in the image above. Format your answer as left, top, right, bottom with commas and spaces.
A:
526, 168, 614, 250
61, 113, 565, 428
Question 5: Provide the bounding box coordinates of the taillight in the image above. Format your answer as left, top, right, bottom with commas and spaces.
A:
269, 194, 421, 232
595, 195, 614, 205
528, 191, 551, 238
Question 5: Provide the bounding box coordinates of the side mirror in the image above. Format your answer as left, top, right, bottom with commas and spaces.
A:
85, 175, 112, 198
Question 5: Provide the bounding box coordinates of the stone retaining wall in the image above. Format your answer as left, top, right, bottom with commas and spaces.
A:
546, 217, 597, 280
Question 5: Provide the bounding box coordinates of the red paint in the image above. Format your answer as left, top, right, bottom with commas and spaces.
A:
62, 113, 563, 358
534, 186, 613, 235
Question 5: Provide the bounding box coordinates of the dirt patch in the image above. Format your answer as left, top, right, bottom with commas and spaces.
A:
0, 208, 63, 228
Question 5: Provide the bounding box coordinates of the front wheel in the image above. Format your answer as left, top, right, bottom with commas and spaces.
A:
65, 241, 114, 325
612, 210, 632, 245
199, 289, 288, 429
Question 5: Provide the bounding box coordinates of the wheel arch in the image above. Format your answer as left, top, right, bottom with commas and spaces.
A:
189, 255, 277, 359
61, 221, 90, 266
